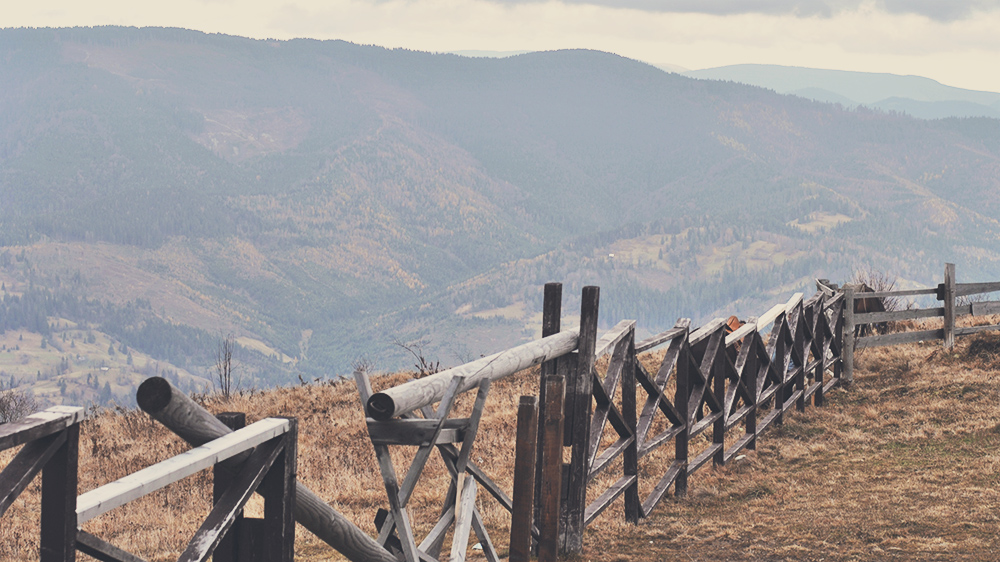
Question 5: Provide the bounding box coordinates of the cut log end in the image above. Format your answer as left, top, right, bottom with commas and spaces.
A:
136, 377, 174, 414
367, 394, 396, 421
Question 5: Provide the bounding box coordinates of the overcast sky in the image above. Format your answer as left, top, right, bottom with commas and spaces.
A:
8, 0, 1000, 92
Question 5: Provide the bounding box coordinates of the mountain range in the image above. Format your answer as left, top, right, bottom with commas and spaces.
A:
2, 27, 1000, 407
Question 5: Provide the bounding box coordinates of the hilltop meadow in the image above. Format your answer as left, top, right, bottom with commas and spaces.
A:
3, 319, 1000, 561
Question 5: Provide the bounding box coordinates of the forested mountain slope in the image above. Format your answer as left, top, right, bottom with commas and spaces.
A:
2, 27, 1000, 404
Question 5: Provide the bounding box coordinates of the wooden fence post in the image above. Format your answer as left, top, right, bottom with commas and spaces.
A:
622, 330, 639, 524
943, 263, 956, 350
262, 417, 297, 562
39, 423, 78, 562
534, 282, 561, 541
843, 286, 855, 385
538, 376, 565, 562
561, 286, 599, 555
510, 396, 539, 562
214, 412, 246, 562
674, 338, 690, 498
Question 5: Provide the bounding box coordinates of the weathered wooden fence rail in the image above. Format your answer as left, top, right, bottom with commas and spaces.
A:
0, 404, 297, 562
821, 263, 1000, 381
358, 280, 849, 560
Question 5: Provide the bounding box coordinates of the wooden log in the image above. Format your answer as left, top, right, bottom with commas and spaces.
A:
537, 375, 565, 562
367, 329, 579, 421
561, 286, 599, 555
136, 377, 397, 562
943, 263, 956, 350
510, 397, 538, 562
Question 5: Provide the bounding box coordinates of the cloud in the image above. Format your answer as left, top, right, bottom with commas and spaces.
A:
481, 0, 1000, 21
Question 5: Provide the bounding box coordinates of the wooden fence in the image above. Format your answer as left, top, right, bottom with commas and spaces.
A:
358, 281, 848, 561
0, 404, 297, 562
820, 263, 1000, 382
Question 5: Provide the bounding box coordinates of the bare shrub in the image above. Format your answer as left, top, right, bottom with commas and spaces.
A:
0, 388, 38, 424
393, 339, 441, 378
214, 333, 240, 399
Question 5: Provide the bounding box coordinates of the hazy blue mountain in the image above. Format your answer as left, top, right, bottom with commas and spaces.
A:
686, 64, 1000, 119
3, 27, 1000, 404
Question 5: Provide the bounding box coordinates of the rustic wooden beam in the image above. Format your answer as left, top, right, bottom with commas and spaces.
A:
0, 431, 66, 517
635, 326, 686, 353
535, 282, 561, 545
561, 286, 599, 555
855, 307, 946, 324
510, 396, 538, 562
75, 530, 149, 562
857, 328, 944, 348
0, 406, 85, 452
943, 263, 956, 350
213, 412, 246, 562
843, 286, 855, 384
955, 324, 1000, 336
971, 301, 1000, 316
367, 329, 579, 421
537, 374, 565, 562
955, 281, 1000, 298
622, 332, 639, 524
76, 418, 289, 524
40, 421, 78, 562
136, 377, 396, 562
594, 320, 636, 360
177, 435, 287, 562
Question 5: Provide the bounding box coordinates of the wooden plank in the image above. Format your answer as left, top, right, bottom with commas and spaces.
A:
972, 301, 1000, 316
76, 418, 289, 524
857, 328, 944, 349
583, 475, 636, 526
635, 326, 686, 353
725, 322, 757, 347
537, 374, 565, 562
0, 431, 65, 517
687, 444, 722, 475
855, 307, 945, 324
955, 324, 1000, 336
640, 461, 683, 517
40, 422, 78, 562
589, 436, 633, 481
594, 320, 636, 360
690, 318, 726, 346
450, 473, 477, 562
723, 433, 755, 463
418, 505, 454, 554
471, 507, 501, 562
755, 303, 788, 331
397, 376, 464, 508
76, 531, 149, 562
509, 397, 538, 562
366, 419, 467, 446
0, 406, 85, 452
688, 411, 723, 439
622, 336, 640, 525
177, 437, 286, 562
637, 426, 685, 459
857, 287, 938, 299
956, 282, 1000, 298
367, 329, 579, 420
756, 409, 781, 436
561, 286, 599, 555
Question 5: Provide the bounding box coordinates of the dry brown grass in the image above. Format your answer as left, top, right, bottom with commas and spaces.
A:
4, 326, 1000, 561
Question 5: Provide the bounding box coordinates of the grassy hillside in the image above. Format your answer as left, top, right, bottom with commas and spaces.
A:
4, 26, 1000, 396
3, 323, 1000, 560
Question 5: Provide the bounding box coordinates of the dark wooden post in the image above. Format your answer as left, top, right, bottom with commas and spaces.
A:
534, 282, 561, 539
832, 295, 845, 385
674, 338, 690, 498
40, 423, 78, 562
712, 330, 726, 467
561, 286, 599, 555
214, 412, 246, 562
814, 296, 826, 407
843, 286, 855, 385
744, 333, 759, 450
510, 396, 539, 562
622, 330, 639, 524
794, 306, 807, 413
538, 375, 565, 562
943, 263, 956, 350
263, 418, 297, 562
